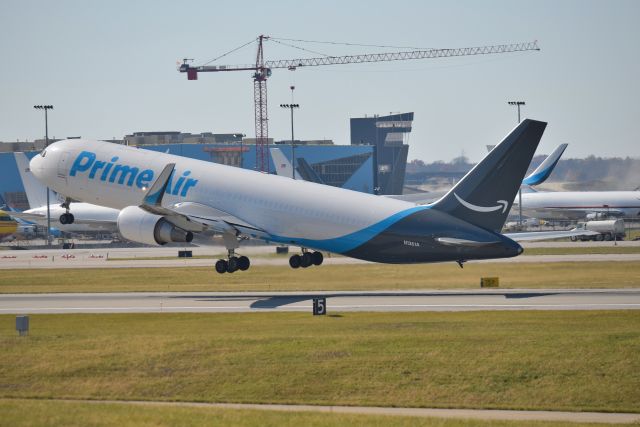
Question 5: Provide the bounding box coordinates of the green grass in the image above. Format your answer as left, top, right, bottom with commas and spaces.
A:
523, 246, 640, 255
1, 312, 639, 413
0, 399, 624, 427
1, 261, 639, 293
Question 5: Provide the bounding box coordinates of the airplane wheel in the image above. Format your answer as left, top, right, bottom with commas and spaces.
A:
67, 213, 75, 224
215, 259, 228, 274
301, 252, 313, 268
227, 257, 239, 273
570, 236, 577, 242
311, 251, 324, 266
289, 254, 301, 269
59, 213, 68, 224
595, 234, 604, 241
238, 256, 250, 271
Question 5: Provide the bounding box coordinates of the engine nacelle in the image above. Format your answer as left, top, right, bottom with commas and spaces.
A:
117, 206, 193, 246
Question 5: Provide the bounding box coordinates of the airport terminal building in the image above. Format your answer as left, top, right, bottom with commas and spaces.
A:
0, 112, 413, 210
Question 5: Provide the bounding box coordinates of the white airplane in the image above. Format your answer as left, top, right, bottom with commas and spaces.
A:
10, 152, 120, 233
29, 119, 593, 273
515, 190, 640, 220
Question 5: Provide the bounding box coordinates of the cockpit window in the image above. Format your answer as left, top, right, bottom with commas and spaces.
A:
41, 149, 47, 158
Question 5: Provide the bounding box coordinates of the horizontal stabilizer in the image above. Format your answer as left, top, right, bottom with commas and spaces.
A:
436, 237, 501, 247
504, 230, 599, 242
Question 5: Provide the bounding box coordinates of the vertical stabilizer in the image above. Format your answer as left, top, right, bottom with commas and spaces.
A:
432, 119, 547, 232
270, 147, 301, 179
14, 152, 56, 209
522, 143, 567, 186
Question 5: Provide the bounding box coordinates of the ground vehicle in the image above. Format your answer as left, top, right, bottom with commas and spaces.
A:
570, 219, 625, 241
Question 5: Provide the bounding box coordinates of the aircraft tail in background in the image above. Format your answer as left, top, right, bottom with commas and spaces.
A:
270, 148, 299, 180
14, 152, 57, 209
522, 143, 568, 186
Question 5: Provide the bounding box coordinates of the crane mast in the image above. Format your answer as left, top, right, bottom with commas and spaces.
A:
179, 38, 540, 172
253, 35, 270, 173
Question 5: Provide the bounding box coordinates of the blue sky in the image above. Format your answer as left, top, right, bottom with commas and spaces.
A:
2, 0, 639, 162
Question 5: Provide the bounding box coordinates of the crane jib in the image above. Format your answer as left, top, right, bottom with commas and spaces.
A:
179, 41, 540, 72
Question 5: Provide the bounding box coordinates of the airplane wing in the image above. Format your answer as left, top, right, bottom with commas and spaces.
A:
503, 230, 600, 242
1, 211, 45, 223
139, 163, 267, 237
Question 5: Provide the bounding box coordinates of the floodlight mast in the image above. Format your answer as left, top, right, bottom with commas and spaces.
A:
179, 38, 540, 172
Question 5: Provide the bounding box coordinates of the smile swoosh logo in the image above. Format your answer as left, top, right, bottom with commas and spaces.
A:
454, 193, 509, 213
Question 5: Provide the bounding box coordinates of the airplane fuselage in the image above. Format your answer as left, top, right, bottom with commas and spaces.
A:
31, 139, 521, 263
516, 191, 640, 219
24, 203, 120, 233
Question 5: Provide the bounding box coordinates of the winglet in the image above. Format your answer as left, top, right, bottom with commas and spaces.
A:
142, 163, 175, 207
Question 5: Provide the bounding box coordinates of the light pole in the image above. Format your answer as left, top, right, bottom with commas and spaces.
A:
508, 101, 525, 228
280, 90, 299, 179
34, 105, 53, 246
508, 101, 525, 123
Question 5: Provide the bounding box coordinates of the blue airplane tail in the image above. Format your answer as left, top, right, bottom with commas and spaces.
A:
522, 143, 567, 186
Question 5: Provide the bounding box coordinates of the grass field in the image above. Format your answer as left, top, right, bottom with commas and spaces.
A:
1, 311, 639, 413
1, 261, 639, 293
522, 246, 640, 255
0, 399, 625, 427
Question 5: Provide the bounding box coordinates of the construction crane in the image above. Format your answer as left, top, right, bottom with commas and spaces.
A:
179, 36, 540, 172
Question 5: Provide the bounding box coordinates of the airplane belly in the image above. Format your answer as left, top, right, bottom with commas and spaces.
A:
343, 209, 522, 264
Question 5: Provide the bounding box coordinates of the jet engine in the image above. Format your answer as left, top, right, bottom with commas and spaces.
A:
117, 206, 193, 246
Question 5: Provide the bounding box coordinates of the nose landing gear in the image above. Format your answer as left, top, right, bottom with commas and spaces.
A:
59, 198, 75, 225
289, 249, 323, 269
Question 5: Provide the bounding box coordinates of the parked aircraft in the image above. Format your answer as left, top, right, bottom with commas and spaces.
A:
30, 119, 592, 273
515, 190, 640, 220
0, 195, 36, 241
383, 143, 569, 205
10, 152, 119, 233
0, 211, 18, 242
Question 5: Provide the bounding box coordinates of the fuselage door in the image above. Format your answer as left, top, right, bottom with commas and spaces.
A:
57, 151, 70, 182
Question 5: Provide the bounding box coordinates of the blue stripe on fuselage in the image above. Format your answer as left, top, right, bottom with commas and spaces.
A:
267, 205, 430, 253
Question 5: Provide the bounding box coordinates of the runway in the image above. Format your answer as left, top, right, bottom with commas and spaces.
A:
1, 289, 639, 314
1, 243, 640, 269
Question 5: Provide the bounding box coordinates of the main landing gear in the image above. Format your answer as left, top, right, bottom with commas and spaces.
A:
59, 198, 75, 225
215, 232, 250, 274
289, 249, 323, 269
215, 249, 250, 274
